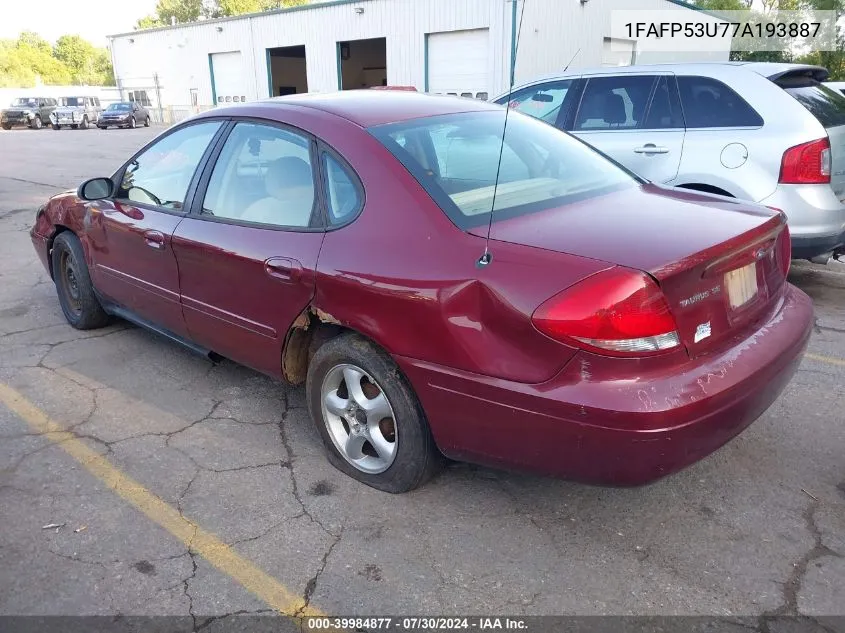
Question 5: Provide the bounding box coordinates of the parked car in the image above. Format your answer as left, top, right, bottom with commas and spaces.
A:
1, 97, 58, 129
98, 101, 151, 129
51, 96, 102, 130
30, 92, 812, 492
493, 62, 845, 262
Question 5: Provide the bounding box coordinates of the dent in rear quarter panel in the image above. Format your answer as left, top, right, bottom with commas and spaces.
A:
309, 118, 610, 384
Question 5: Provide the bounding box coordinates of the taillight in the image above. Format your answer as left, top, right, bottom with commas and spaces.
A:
779, 137, 831, 184
531, 267, 681, 357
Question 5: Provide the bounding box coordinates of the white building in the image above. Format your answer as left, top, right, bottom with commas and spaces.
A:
108, 0, 729, 118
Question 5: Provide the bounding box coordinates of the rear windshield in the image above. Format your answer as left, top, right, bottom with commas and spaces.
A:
369, 110, 636, 229
778, 76, 845, 128
64, 97, 85, 106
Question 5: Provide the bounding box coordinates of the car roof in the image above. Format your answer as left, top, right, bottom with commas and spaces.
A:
248, 90, 499, 127
499, 62, 829, 96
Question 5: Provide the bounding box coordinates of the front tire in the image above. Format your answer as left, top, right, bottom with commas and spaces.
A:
306, 333, 441, 493
128, 116, 136, 129
31, 115, 42, 129
1, 123, 11, 130
51, 232, 110, 330
52, 123, 60, 130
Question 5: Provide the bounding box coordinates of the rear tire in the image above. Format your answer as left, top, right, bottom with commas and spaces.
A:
79, 116, 88, 130
31, 116, 42, 129
51, 232, 110, 330
1, 123, 11, 130
306, 333, 441, 493
144, 116, 150, 127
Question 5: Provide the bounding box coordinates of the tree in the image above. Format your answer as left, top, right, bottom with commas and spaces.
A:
0, 32, 115, 87
217, 0, 263, 16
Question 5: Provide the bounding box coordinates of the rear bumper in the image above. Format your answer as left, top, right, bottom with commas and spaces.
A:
790, 229, 845, 259
396, 284, 813, 486
760, 184, 845, 258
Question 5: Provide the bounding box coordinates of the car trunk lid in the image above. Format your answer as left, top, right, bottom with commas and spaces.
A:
473, 184, 791, 357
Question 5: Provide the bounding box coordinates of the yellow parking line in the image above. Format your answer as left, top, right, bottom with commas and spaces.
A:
0, 382, 323, 617
805, 353, 845, 368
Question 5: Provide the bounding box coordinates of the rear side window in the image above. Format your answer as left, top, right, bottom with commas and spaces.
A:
322, 153, 362, 226
677, 76, 763, 128
644, 76, 684, 129
778, 77, 845, 128
574, 75, 656, 131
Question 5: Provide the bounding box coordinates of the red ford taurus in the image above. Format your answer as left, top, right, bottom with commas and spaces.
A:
30, 91, 813, 492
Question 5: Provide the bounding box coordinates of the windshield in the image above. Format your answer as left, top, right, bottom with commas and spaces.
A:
369, 110, 637, 229
778, 76, 845, 128
63, 97, 85, 107
11, 98, 37, 107
107, 103, 132, 112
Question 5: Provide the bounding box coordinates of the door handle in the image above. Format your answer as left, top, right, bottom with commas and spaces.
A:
264, 257, 302, 282
634, 144, 670, 155
143, 230, 166, 250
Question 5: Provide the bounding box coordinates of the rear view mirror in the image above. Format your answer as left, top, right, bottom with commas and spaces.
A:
532, 93, 554, 103
78, 177, 114, 201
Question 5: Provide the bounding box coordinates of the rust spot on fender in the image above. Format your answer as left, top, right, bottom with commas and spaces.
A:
312, 307, 340, 325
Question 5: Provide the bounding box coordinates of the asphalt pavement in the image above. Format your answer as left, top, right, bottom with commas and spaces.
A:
0, 125, 843, 624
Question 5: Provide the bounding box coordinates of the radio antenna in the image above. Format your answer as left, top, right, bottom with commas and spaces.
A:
563, 47, 580, 73
477, 0, 527, 268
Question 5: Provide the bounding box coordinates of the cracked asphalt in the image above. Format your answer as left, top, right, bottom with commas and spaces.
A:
0, 126, 844, 622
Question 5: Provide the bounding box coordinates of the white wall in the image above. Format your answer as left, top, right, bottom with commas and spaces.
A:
512, 0, 729, 86
0, 86, 122, 108
108, 0, 729, 108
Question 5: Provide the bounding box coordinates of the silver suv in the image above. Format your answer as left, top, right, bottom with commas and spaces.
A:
51, 96, 102, 130
494, 62, 845, 260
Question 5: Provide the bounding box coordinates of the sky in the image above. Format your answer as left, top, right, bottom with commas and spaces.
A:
1, 0, 158, 46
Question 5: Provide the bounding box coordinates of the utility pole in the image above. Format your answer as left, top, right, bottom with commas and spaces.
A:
154, 73, 164, 124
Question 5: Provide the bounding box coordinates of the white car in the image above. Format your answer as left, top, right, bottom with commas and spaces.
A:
494, 62, 845, 261
50, 96, 102, 130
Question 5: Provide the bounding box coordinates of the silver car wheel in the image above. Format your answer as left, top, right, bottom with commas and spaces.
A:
320, 363, 398, 474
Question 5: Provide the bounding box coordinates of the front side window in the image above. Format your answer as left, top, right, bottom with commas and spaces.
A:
574, 75, 657, 131
202, 122, 317, 228
677, 76, 763, 128
370, 110, 636, 229
116, 121, 222, 210
499, 80, 574, 125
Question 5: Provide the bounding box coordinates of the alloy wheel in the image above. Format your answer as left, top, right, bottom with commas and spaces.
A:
320, 363, 398, 474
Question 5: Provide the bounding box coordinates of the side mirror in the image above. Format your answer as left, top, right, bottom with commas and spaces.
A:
531, 93, 554, 103
78, 177, 114, 201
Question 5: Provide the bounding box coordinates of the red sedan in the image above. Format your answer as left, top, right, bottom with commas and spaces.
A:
30, 91, 813, 493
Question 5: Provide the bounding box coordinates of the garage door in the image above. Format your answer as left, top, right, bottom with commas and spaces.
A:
211, 51, 247, 105
427, 29, 490, 99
